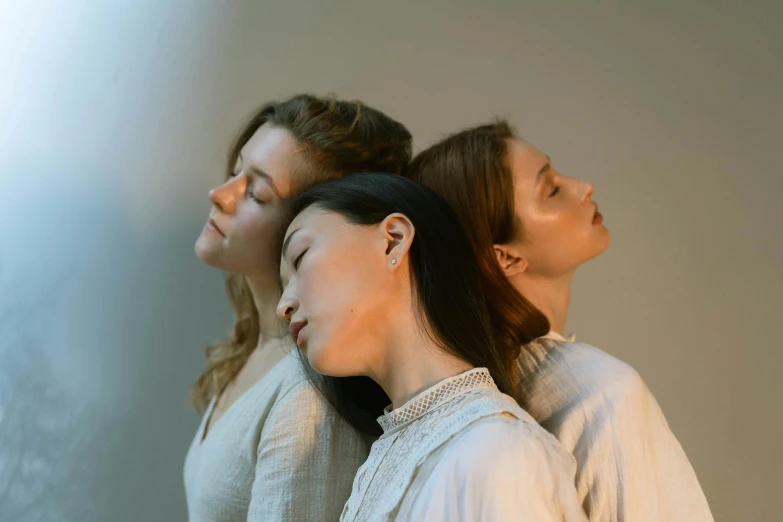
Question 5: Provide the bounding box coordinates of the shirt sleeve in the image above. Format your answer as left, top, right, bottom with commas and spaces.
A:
398, 415, 588, 522
575, 368, 714, 522
246, 379, 370, 522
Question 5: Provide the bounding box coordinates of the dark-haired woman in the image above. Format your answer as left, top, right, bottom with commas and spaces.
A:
277, 173, 586, 521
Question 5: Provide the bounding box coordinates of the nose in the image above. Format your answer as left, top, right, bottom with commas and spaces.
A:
581, 180, 595, 203
208, 175, 245, 214
276, 289, 299, 322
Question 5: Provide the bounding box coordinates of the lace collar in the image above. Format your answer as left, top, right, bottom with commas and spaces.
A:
376, 368, 497, 434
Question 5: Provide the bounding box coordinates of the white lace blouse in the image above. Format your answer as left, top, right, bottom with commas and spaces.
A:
340, 368, 587, 521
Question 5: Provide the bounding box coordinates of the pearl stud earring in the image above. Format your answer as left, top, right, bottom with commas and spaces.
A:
391, 259, 397, 265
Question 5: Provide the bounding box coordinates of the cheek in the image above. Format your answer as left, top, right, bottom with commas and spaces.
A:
233, 211, 282, 256
301, 252, 384, 362
303, 252, 376, 320
523, 207, 565, 244
522, 208, 588, 269
533, 203, 587, 240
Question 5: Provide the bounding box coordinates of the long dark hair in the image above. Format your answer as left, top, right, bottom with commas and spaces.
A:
284, 173, 517, 436
404, 121, 550, 370
192, 94, 411, 412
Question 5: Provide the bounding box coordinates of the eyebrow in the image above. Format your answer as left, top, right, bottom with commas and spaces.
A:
281, 228, 301, 262
248, 166, 281, 197
534, 155, 552, 186
238, 154, 280, 197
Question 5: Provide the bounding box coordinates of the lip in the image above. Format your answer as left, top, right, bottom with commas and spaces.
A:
592, 204, 604, 225
206, 218, 226, 237
288, 320, 308, 348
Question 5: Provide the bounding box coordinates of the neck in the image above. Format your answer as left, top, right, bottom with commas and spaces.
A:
245, 274, 288, 348
367, 302, 473, 409
508, 270, 574, 336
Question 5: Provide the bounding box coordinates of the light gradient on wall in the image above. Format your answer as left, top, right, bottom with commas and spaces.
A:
1, 1, 780, 521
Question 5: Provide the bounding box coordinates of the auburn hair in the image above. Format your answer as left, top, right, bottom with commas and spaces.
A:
403, 121, 550, 374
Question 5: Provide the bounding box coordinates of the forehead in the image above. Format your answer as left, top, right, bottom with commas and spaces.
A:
238, 122, 299, 195
280, 207, 341, 278
287, 205, 330, 234
506, 138, 549, 184
284, 206, 362, 255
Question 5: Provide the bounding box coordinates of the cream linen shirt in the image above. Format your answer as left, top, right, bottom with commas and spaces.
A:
517, 332, 714, 521
184, 351, 370, 522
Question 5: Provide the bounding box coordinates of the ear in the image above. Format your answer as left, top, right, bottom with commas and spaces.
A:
380, 213, 415, 270
493, 243, 528, 277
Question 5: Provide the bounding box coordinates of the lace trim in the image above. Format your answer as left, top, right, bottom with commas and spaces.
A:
377, 368, 496, 433
341, 387, 529, 521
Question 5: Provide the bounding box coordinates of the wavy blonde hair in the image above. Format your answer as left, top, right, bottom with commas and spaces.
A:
191, 94, 412, 413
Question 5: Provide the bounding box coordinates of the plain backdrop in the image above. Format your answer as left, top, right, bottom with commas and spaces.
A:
1, 1, 781, 521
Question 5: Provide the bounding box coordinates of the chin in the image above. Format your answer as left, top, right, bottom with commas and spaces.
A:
579, 229, 610, 264
588, 235, 610, 262
194, 241, 222, 267
308, 356, 340, 377
196, 245, 241, 275
596, 226, 611, 252
195, 233, 214, 257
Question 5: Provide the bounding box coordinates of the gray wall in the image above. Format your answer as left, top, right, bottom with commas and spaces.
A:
1, 1, 780, 520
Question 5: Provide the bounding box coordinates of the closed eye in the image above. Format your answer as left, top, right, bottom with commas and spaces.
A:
549, 186, 560, 197
244, 181, 266, 204
293, 248, 308, 270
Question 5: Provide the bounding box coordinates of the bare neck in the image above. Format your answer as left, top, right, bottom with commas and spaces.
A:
245, 274, 288, 348
507, 270, 574, 336
368, 304, 473, 409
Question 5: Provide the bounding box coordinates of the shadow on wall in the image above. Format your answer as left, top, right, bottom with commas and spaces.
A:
0, 156, 230, 521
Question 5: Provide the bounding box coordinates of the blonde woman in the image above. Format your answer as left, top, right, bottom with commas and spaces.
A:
185, 94, 411, 522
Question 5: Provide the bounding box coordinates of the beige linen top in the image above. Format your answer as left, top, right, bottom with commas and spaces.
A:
517, 332, 714, 521
184, 351, 370, 522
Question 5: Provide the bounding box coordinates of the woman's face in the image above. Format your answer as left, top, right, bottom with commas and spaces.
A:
277, 207, 404, 377
506, 138, 610, 277
195, 123, 298, 278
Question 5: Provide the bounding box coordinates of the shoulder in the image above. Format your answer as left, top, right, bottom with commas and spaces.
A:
519, 340, 667, 449
258, 356, 367, 446
247, 352, 334, 428
404, 414, 582, 520
544, 341, 652, 404
435, 413, 576, 483
254, 351, 316, 408
270, 369, 326, 419
540, 343, 677, 455
272, 350, 311, 391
